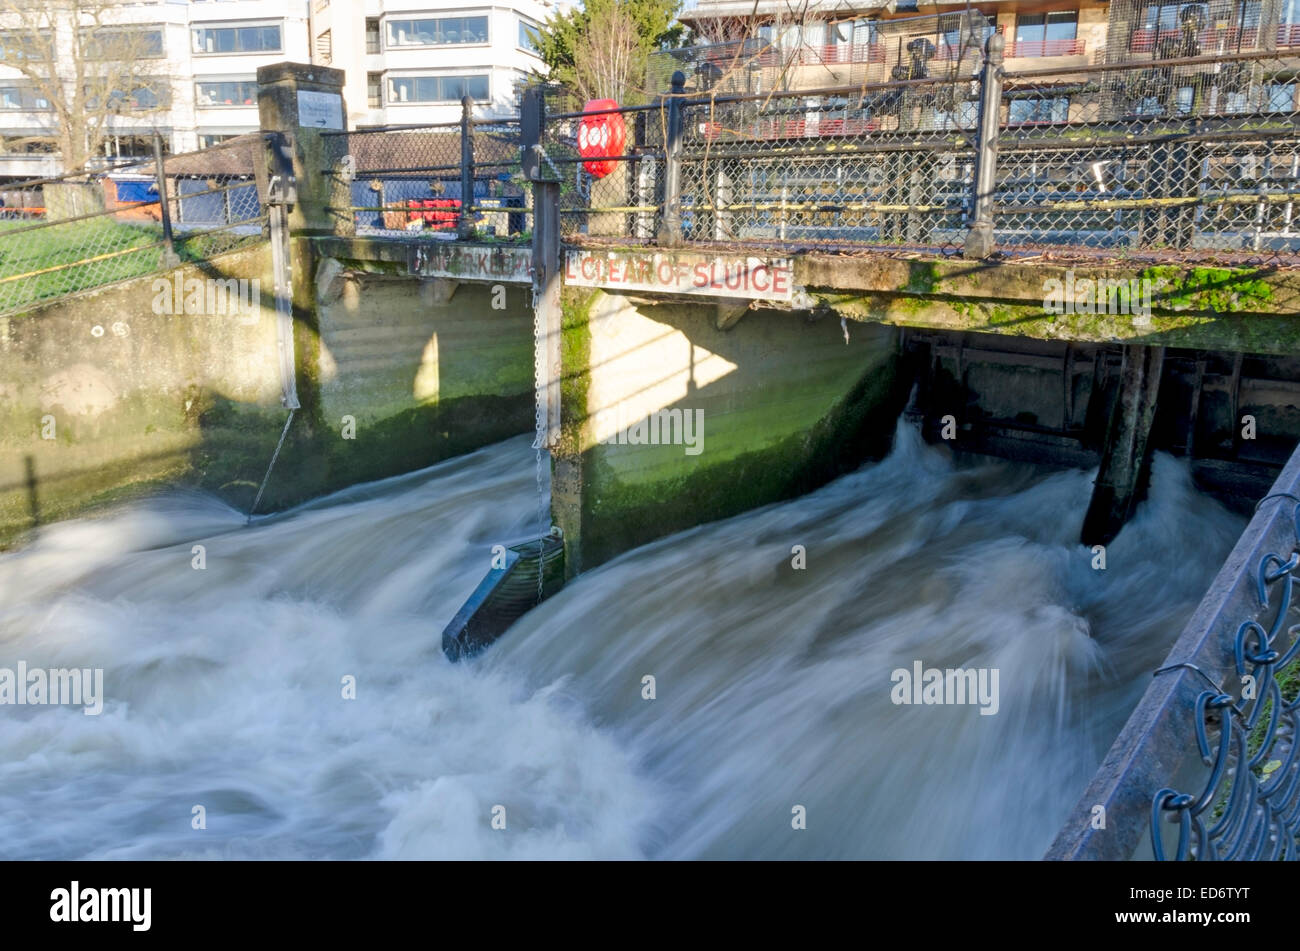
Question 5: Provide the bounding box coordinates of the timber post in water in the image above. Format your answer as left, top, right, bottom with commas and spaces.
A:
1081, 344, 1166, 548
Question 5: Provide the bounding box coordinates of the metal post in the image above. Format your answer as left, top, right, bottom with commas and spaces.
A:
657, 70, 686, 245
152, 132, 178, 266
264, 134, 300, 412
459, 95, 476, 240
964, 33, 1004, 259
522, 85, 562, 449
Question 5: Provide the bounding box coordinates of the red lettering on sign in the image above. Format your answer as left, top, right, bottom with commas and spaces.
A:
772, 266, 789, 295
751, 266, 770, 292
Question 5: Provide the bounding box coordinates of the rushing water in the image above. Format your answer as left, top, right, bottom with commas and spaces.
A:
0, 425, 1245, 859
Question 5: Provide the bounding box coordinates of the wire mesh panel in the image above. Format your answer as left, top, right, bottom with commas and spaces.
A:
534, 83, 662, 241
322, 120, 528, 240
0, 135, 269, 317
545, 74, 978, 250
322, 124, 464, 235
470, 119, 529, 242
996, 47, 1300, 260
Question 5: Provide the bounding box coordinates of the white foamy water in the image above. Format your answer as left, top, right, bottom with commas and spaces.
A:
0, 425, 1245, 858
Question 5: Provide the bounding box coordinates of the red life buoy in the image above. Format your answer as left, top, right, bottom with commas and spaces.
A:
577, 99, 626, 179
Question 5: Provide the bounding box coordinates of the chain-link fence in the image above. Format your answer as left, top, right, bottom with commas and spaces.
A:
996, 48, 1300, 262
320, 106, 528, 242
0, 134, 269, 317
548, 38, 1300, 263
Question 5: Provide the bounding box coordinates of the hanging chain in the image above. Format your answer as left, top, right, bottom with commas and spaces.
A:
247, 408, 296, 525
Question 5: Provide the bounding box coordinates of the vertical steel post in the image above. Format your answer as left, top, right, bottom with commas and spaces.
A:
657, 70, 686, 245
964, 33, 1004, 259
522, 85, 562, 449
152, 132, 178, 266
459, 95, 476, 239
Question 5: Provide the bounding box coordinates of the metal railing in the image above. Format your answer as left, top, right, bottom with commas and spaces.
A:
308, 40, 1300, 266
1047, 438, 1300, 861
0, 134, 270, 317
545, 40, 1300, 264
1147, 493, 1300, 860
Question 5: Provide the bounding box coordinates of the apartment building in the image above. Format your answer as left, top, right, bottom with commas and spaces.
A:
676, 0, 1109, 89
0, 0, 310, 178
311, 0, 566, 128
0, 0, 561, 179
676, 0, 1300, 124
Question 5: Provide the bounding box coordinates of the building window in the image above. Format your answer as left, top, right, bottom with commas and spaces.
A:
1268, 82, 1296, 112
1281, 0, 1300, 46
366, 18, 381, 53
85, 79, 170, 111
388, 74, 489, 103
196, 79, 258, 106
935, 13, 994, 58
316, 28, 332, 64
1013, 12, 1078, 56
83, 26, 165, 60
1132, 2, 1215, 51
0, 85, 49, 110
0, 31, 51, 62
192, 23, 283, 54
518, 18, 540, 53
1132, 86, 1193, 115
386, 15, 489, 47
367, 72, 382, 108
931, 100, 978, 129
198, 133, 237, 148
106, 135, 164, 159
1008, 96, 1070, 124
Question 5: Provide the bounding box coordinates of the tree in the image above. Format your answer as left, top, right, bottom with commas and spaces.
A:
531, 0, 684, 104
0, 0, 169, 174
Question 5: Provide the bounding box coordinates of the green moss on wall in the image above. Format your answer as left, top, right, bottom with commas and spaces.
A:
1140, 265, 1274, 313
573, 346, 911, 569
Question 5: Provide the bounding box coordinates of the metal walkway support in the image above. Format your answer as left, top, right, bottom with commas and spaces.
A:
1081, 344, 1165, 547
1047, 435, 1300, 860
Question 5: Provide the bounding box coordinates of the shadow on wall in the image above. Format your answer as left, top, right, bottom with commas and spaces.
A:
563, 290, 916, 570
0, 249, 538, 549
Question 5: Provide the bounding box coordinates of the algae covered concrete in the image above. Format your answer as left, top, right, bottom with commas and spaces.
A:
313, 267, 535, 488
553, 287, 911, 573
795, 256, 1300, 355
0, 245, 286, 548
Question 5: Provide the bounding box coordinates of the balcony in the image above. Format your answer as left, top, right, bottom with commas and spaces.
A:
1127, 25, 1300, 53
1004, 38, 1087, 58
741, 43, 887, 67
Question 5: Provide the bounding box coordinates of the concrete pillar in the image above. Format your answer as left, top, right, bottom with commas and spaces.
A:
256, 62, 347, 236
1081, 344, 1166, 547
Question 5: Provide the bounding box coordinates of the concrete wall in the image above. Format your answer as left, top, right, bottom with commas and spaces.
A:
0, 246, 284, 546
0, 243, 537, 549
313, 265, 535, 488
553, 287, 911, 573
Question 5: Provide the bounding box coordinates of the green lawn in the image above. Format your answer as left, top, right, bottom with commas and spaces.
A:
0, 216, 263, 316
